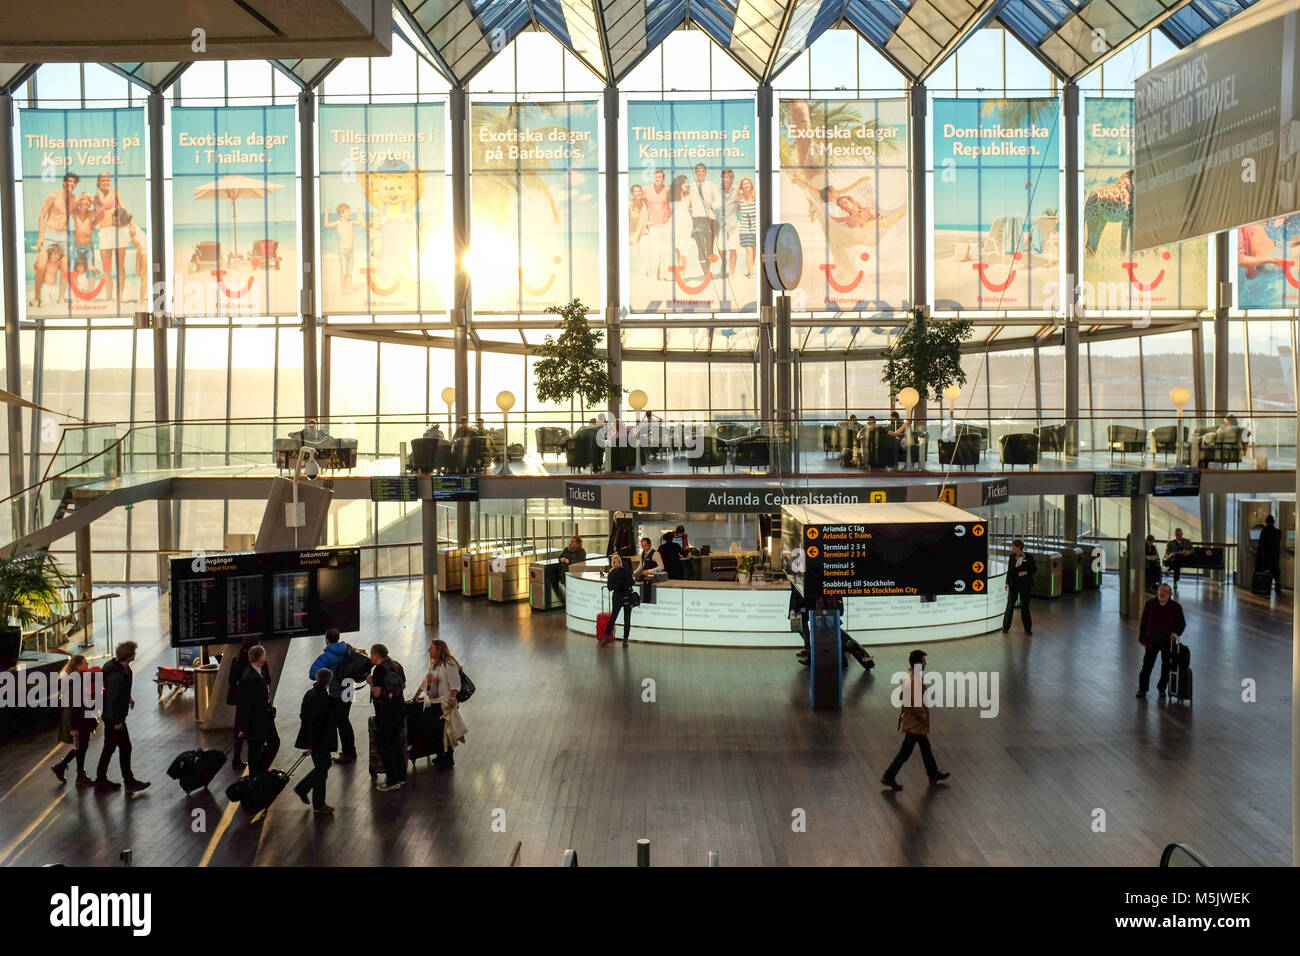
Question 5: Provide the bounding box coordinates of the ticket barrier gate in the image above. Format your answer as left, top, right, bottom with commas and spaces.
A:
437, 546, 465, 593
488, 550, 549, 603
529, 559, 564, 610
461, 544, 535, 597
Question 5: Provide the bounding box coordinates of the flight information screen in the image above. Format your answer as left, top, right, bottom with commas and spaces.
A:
169, 548, 360, 647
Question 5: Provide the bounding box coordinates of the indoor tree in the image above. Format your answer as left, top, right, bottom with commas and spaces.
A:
0, 547, 69, 664
881, 307, 974, 426
532, 299, 620, 430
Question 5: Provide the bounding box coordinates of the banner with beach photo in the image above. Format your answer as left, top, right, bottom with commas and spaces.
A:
19, 108, 147, 318
932, 98, 1060, 310
171, 105, 296, 317
1083, 97, 1206, 311
626, 99, 758, 313
778, 98, 909, 311
1237, 213, 1300, 308
470, 101, 598, 313
318, 103, 447, 315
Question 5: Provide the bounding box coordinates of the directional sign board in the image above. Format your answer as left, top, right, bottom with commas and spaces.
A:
783, 502, 988, 600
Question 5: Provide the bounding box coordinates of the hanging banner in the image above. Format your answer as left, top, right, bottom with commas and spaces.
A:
778, 98, 909, 311
626, 99, 758, 313
932, 98, 1060, 310
171, 105, 296, 317
318, 103, 447, 315
19, 108, 147, 318
1133, 0, 1300, 249
470, 101, 598, 313
1082, 97, 1207, 310
1237, 213, 1300, 308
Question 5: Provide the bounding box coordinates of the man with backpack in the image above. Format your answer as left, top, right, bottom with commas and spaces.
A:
309, 628, 365, 764
1136, 583, 1186, 699
366, 644, 407, 792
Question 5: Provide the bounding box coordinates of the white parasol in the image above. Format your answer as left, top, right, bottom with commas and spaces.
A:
191, 174, 284, 258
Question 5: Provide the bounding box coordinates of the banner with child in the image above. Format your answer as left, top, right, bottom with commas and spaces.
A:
19, 108, 147, 318
318, 103, 447, 315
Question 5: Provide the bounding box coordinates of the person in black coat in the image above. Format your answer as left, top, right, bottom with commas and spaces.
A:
293, 669, 338, 814
235, 645, 279, 773
1257, 515, 1283, 593
93, 642, 150, 793
658, 531, 684, 580
602, 553, 636, 644
228, 633, 268, 772
1002, 539, 1036, 635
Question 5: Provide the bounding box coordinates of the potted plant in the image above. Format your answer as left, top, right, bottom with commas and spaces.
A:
0, 548, 69, 669
532, 298, 620, 429
882, 308, 974, 430
736, 554, 756, 584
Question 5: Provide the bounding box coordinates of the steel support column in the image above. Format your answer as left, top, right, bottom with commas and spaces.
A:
300, 89, 319, 421
1063, 82, 1081, 541
1, 93, 25, 536
422, 496, 439, 626
603, 86, 622, 466
451, 88, 471, 546
148, 93, 174, 559
1212, 232, 1230, 553
775, 295, 793, 473
909, 82, 926, 312
758, 85, 775, 440
1126, 495, 1146, 620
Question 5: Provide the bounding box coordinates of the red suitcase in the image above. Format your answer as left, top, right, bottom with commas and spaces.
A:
596, 612, 611, 641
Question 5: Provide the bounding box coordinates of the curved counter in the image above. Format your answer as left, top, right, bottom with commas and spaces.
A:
565, 566, 1009, 647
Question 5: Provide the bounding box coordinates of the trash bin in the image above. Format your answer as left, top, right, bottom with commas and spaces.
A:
193, 663, 220, 722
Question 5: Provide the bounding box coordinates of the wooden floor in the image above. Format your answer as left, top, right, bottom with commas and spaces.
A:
0, 576, 1292, 867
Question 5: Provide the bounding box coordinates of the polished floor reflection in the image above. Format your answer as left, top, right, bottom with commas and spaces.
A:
0, 577, 1291, 866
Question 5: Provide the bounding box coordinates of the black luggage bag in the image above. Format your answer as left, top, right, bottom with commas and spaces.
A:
1251, 570, 1273, 595
225, 753, 307, 818
405, 700, 445, 767
167, 747, 228, 794
1169, 638, 1193, 703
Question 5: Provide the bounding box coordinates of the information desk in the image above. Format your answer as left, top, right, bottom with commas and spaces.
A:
564, 566, 1009, 647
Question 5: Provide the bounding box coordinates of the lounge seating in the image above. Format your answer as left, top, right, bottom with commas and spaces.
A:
864, 431, 903, 470
938, 433, 982, 470
188, 241, 223, 274
1148, 425, 1188, 461
565, 428, 603, 472
1034, 423, 1069, 454
1195, 426, 1244, 467
408, 437, 443, 473
690, 436, 727, 473
1107, 425, 1146, 460
999, 433, 1039, 469
716, 422, 750, 443
274, 434, 358, 471
733, 435, 770, 471
535, 427, 569, 459
452, 435, 488, 473
821, 424, 854, 456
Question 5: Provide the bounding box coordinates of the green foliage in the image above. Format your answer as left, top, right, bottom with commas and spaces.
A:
532, 299, 619, 409
882, 308, 974, 405
0, 547, 69, 629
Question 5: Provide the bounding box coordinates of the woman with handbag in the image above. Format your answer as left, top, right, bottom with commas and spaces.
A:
601, 553, 638, 645
413, 639, 463, 769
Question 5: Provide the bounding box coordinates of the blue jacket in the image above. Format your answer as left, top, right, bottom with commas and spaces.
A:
309, 641, 350, 699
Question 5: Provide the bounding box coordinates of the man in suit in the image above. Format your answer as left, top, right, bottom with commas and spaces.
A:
235, 645, 279, 773
1257, 514, 1283, 594
293, 668, 338, 814
93, 641, 151, 793
1002, 539, 1036, 635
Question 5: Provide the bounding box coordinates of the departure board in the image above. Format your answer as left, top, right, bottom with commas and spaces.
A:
169, 548, 360, 647
432, 476, 479, 501
1091, 472, 1142, 497
370, 476, 419, 502
1153, 470, 1201, 497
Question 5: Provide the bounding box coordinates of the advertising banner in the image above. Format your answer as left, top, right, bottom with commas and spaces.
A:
20, 108, 147, 318
470, 101, 598, 312
1082, 97, 1207, 310
1237, 213, 1300, 307
932, 98, 1060, 311
626, 99, 758, 313
318, 103, 447, 315
778, 98, 909, 311
1134, 0, 1300, 249
172, 105, 297, 317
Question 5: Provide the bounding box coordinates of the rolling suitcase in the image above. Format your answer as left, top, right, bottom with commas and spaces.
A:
167, 746, 229, 794
405, 700, 445, 767
1169, 638, 1192, 703
596, 612, 612, 641
1251, 570, 1273, 595
225, 752, 307, 819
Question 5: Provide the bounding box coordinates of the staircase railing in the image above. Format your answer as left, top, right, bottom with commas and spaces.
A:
1160, 843, 1212, 867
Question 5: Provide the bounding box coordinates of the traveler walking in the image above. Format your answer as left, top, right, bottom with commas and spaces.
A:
93, 642, 151, 793
309, 628, 358, 763
292, 668, 337, 814
601, 553, 636, 644
51, 654, 97, 787
1002, 539, 1036, 634
1257, 515, 1283, 593
367, 644, 407, 791
881, 649, 950, 791
235, 645, 279, 773
1136, 583, 1186, 699
228, 633, 268, 772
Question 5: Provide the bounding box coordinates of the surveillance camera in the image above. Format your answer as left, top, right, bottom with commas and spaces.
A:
305, 457, 320, 480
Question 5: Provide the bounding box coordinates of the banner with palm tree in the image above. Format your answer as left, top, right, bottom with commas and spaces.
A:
778, 98, 909, 312
470, 101, 599, 313
626, 99, 758, 314
172, 106, 297, 318
932, 98, 1060, 311
318, 103, 448, 315
19, 107, 148, 319
1084, 97, 1207, 312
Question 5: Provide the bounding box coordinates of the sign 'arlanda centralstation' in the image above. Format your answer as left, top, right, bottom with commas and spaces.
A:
784, 502, 988, 600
